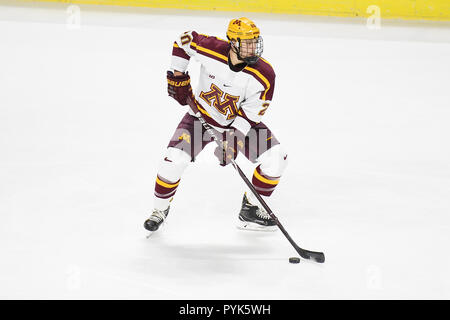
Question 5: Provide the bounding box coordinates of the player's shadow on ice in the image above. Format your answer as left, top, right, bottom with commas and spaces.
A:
140, 231, 283, 275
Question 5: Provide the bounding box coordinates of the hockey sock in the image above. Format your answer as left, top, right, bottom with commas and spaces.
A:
250, 164, 280, 199
154, 175, 180, 210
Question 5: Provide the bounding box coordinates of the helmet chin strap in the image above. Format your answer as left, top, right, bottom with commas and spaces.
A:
243, 55, 260, 65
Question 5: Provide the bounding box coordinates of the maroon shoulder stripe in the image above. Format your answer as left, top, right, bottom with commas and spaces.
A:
172, 44, 190, 60
243, 59, 275, 101
195, 49, 228, 65
197, 35, 230, 57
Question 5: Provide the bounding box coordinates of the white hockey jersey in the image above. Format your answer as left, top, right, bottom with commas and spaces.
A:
170, 31, 275, 135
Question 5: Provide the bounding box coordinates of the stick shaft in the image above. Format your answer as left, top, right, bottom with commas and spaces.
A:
186, 98, 310, 257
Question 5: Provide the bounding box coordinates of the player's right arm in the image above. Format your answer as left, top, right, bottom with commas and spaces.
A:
170, 31, 207, 74
167, 31, 210, 105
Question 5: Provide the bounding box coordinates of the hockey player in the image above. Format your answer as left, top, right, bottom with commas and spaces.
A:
144, 17, 288, 233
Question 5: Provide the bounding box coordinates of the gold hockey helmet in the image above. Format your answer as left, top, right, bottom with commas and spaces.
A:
227, 17, 260, 41
226, 17, 263, 65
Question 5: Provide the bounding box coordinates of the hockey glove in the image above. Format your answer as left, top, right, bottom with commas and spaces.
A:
214, 129, 245, 166
167, 71, 193, 106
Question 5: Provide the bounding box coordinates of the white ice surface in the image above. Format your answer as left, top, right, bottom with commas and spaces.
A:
0, 2, 450, 299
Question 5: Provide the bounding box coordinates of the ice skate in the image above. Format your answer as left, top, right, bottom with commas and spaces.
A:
237, 193, 277, 231
144, 207, 170, 235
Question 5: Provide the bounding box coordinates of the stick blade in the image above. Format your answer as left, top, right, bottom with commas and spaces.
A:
298, 248, 325, 263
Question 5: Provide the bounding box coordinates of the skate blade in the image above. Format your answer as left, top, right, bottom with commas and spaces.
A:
236, 220, 277, 232
145, 221, 168, 238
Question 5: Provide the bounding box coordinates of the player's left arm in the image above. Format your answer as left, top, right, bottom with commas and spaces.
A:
231, 94, 272, 135
231, 80, 275, 136
230, 66, 275, 135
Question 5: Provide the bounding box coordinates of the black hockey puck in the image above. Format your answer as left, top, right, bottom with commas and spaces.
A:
289, 257, 300, 264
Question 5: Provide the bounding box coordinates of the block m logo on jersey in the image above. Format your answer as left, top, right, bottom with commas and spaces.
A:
199, 84, 240, 120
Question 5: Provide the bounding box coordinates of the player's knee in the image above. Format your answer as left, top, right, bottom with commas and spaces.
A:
157, 147, 191, 182
258, 144, 288, 177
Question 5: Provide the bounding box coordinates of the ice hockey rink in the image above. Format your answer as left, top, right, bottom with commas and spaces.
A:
1, 1, 449, 299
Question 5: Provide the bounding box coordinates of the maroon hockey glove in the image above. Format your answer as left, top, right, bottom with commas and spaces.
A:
214, 129, 245, 166
167, 71, 193, 106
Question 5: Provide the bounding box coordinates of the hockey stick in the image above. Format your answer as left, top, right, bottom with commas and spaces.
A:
186, 97, 325, 263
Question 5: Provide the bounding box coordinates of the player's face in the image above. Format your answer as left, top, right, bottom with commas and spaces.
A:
240, 38, 258, 58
